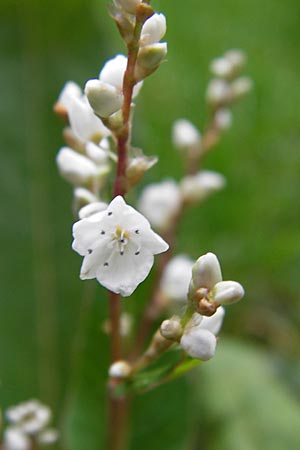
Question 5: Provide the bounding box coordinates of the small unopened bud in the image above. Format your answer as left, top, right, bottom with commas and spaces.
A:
160, 317, 183, 341
190, 252, 222, 293
180, 326, 216, 361
38, 429, 59, 445
231, 76, 253, 100
210, 57, 233, 78
140, 13, 167, 46
211, 280, 245, 305
73, 188, 98, 209
126, 154, 158, 188
135, 43, 167, 80
4, 428, 30, 450
56, 147, 99, 185
78, 202, 108, 219
172, 119, 201, 149
85, 80, 123, 118
206, 79, 231, 105
224, 49, 247, 72
108, 360, 132, 379
215, 108, 232, 131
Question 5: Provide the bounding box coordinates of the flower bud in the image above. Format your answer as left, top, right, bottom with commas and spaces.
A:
85, 141, 108, 165
108, 360, 132, 379
54, 81, 82, 120
206, 79, 231, 105
214, 108, 232, 131
200, 306, 225, 335
191, 252, 222, 293
37, 429, 59, 445
180, 170, 226, 204
160, 317, 183, 341
210, 57, 234, 78
211, 280, 245, 305
126, 153, 158, 188
73, 188, 98, 211
56, 147, 99, 185
85, 79, 123, 118
116, 0, 141, 14
180, 326, 216, 361
224, 49, 247, 72
4, 428, 30, 450
140, 13, 167, 46
231, 76, 252, 100
172, 119, 201, 149
135, 43, 167, 80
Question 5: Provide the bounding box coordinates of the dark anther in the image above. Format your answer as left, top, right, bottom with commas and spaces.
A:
101, 230, 105, 235
88, 249, 93, 254
135, 251, 140, 255
104, 262, 109, 266
108, 212, 112, 216
120, 239, 125, 243
120, 251, 124, 255
135, 229, 139, 234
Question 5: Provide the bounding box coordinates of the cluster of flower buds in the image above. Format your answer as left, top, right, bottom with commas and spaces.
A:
158, 252, 244, 361
137, 170, 225, 232
4, 400, 58, 450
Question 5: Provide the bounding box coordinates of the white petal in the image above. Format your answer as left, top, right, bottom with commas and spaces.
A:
180, 170, 226, 203
96, 246, 155, 296
72, 213, 107, 255
56, 147, 98, 185
79, 202, 108, 219
140, 13, 167, 46
68, 96, 110, 142
192, 252, 222, 291
58, 81, 82, 110
73, 187, 98, 205
200, 306, 225, 335
80, 241, 112, 279
4, 428, 30, 450
85, 141, 108, 165
180, 327, 216, 361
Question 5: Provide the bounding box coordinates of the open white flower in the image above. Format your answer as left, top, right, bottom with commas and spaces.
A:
180, 170, 226, 204
172, 119, 201, 149
72, 196, 169, 296
137, 180, 181, 231
4, 428, 30, 450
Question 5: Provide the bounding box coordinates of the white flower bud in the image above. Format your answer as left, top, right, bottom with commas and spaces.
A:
180, 170, 226, 204
214, 108, 232, 131
200, 306, 225, 335
140, 13, 167, 46
138, 179, 181, 231
206, 79, 231, 105
136, 43, 167, 80
160, 255, 193, 303
211, 280, 245, 305
85, 141, 108, 165
210, 57, 234, 78
231, 76, 253, 99
116, 0, 141, 14
4, 428, 30, 450
38, 429, 59, 445
160, 317, 183, 341
180, 326, 216, 361
126, 154, 158, 188
78, 202, 108, 219
85, 79, 123, 118
224, 49, 247, 72
55, 81, 82, 118
73, 188, 98, 205
109, 360, 132, 379
191, 252, 222, 292
172, 119, 201, 149
56, 147, 99, 185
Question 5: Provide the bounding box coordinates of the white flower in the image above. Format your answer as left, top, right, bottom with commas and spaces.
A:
172, 119, 201, 149
231, 76, 253, 99
215, 108, 232, 131
160, 255, 194, 303
56, 147, 101, 185
140, 13, 167, 46
210, 57, 234, 78
72, 196, 169, 296
138, 180, 181, 231
6, 400, 51, 435
73, 187, 98, 207
180, 170, 226, 204
85, 140, 109, 165
206, 78, 231, 105
78, 202, 108, 219
108, 360, 132, 378
189, 252, 245, 307
224, 49, 247, 71
4, 428, 30, 450
37, 429, 59, 445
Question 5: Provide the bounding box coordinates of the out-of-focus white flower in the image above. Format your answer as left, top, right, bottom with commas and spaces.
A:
138, 180, 181, 231
126, 152, 158, 188
37, 429, 59, 445
172, 119, 201, 149
73, 188, 98, 206
72, 196, 169, 296
6, 400, 51, 435
56, 81, 82, 112
160, 255, 194, 303
85, 141, 109, 165
180, 170, 226, 204
180, 313, 217, 361
224, 49, 247, 72
206, 79, 231, 105
140, 13, 167, 46
231, 76, 253, 99
108, 360, 132, 378
103, 312, 133, 337
214, 108, 232, 131
4, 428, 30, 450
78, 202, 108, 219
210, 57, 234, 78
189, 252, 245, 307
85, 54, 143, 117
56, 147, 102, 185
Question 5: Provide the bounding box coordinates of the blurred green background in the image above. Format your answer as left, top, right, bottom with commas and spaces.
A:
1, 0, 300, 449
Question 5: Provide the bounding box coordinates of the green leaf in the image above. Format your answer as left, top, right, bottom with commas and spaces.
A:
192, 339, 300, 450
